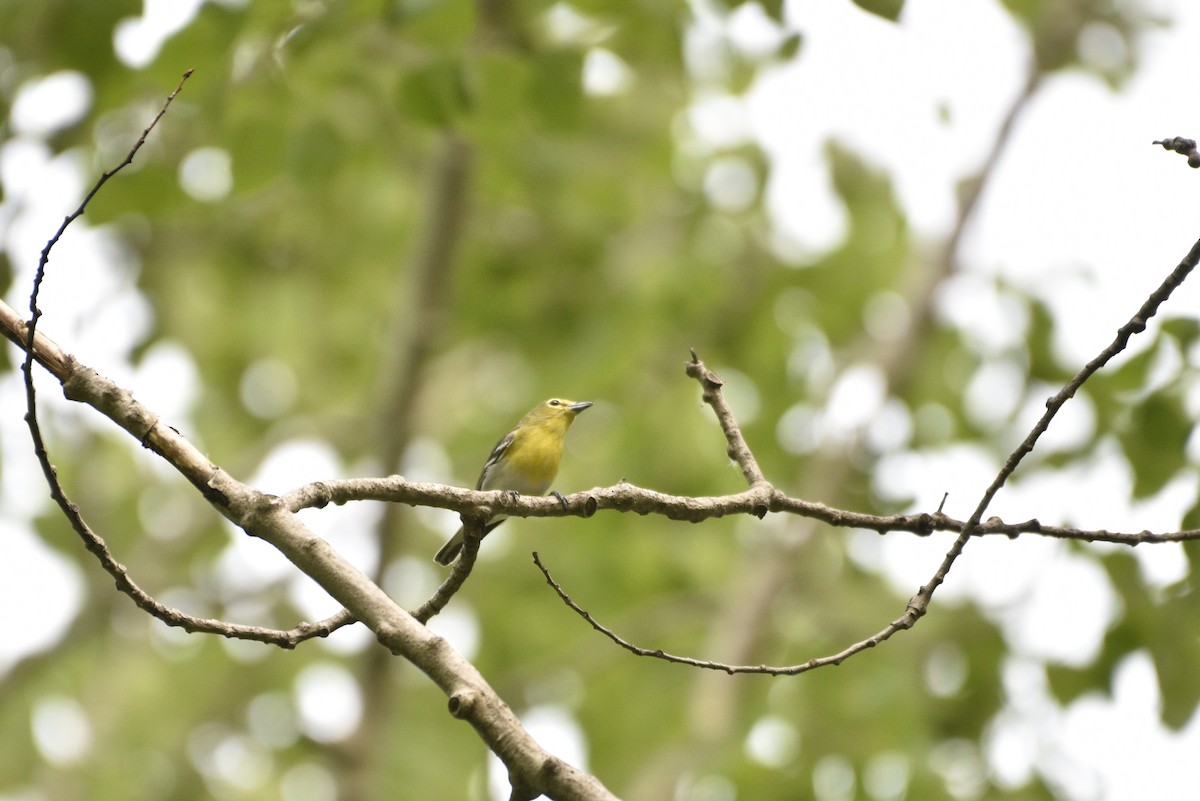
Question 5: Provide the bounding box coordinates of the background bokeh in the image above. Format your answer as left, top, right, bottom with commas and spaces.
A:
2, 1, 1200, 799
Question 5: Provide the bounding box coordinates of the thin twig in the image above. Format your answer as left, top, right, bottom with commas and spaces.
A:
686, 349, 768, 489
904, 235, 1200, 621
413, 519, 485, 623
534, 552, 841, 675
1153, 136, 1200, 168
28, 68, 194, 331
15, 70, 350, 649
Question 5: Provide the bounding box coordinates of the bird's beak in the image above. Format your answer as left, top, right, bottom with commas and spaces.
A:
570, 401, 594, 413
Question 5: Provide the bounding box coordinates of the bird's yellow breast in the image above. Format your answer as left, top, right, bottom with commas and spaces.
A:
482, 424, 565, 495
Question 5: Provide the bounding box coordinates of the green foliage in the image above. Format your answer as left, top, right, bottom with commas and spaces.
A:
1052, 548, 1200, 730
850, 0, 906, 22
998, 0, 1154, 84
1117, 389, 1190, 498
0, 0, 1193, 800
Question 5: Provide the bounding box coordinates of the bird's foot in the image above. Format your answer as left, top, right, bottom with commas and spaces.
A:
551, 490, 569, 511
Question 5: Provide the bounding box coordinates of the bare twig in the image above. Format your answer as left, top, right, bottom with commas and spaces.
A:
534, 552, 827, 675
28, 69, 194, 310
412, 519, 485, 623
14, 70, 353, 649
9, 319, 617, 801
602, 76, 1046, 740
904, 235, 1200, 622
686, 349, 768, 489
1153, 136, 1200, 168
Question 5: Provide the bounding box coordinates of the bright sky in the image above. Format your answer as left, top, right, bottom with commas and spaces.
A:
3, 1, 1200, 799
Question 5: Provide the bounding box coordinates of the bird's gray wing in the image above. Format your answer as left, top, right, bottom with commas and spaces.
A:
475, 430, 516, 490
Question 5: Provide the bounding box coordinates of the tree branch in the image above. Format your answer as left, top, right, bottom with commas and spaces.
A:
274, 468, 1200, 545
7, 299, 620, 797
413, 518, 486, 623
343, 130, 473, 801
533, 236, 1200, 675
1153, 136, 1200, 168
686, 349, 769, 489
904, 232, 1200, 623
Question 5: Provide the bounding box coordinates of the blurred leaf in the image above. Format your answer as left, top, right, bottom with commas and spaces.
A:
1182, 498, 1200, 532
389, 0, 476, 48
758, 0, 787, 23
850, 0, 905, 22
1185, 540, 1200, 571
1161, 316, 1200, 349
1091, 549, 1200, 729
1116, 389, 1190, 498
1152, 624, 1200, 729
282, 118, 347, 184
1016, 294, 1070, 385
530, 49, 585, 130
777, 31, 803, 60
797, 143, 909, 344
1100, 338, 1159, 395
398, 58, 470, 126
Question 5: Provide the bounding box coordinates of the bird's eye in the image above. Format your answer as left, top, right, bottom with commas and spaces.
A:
549, 399, 561, 406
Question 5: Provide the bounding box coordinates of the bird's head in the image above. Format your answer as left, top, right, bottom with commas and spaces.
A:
525, 397, 593, 426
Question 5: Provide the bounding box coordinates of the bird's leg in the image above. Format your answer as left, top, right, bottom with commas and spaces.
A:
550, 490, 569, 511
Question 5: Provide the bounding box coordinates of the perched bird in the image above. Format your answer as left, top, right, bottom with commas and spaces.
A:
434, 397, 593, 566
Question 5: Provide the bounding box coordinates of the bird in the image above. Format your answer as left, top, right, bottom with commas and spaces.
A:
433, 397, 593, 565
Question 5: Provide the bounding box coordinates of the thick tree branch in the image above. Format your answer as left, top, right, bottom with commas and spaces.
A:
7, 303, 617, 801
344, 130, 473, 801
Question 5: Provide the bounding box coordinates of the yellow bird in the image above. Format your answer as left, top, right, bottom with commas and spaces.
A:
434, 397, 593, 565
